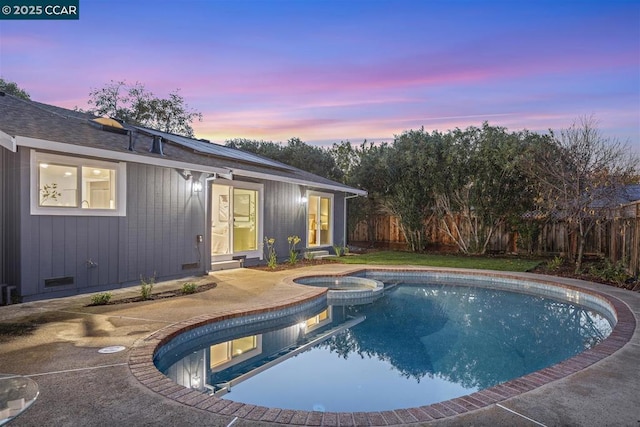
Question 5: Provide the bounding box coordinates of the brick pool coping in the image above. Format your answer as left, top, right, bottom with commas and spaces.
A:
128, 268, 636, 426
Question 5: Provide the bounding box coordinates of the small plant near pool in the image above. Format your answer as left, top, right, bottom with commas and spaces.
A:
90, 292, 112, 305
287, 235, 301, 265
264, 237, 277, 269
139, 274, 156, 300
589, 259, 630, 285
181, 282, 198, 294
547, 255, 564, 271
333, 242, 347, 257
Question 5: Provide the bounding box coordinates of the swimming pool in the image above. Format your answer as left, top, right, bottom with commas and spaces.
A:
153, 270, 615, 413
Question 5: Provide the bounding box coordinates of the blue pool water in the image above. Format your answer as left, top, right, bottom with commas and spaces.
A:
157, 277, 612, 412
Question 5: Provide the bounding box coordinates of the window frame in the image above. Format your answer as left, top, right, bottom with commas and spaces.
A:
30, 150, 127, 216
209, 335, 262, 371
307, 191, 334, 247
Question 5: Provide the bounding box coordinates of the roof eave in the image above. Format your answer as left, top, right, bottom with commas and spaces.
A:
229, 167, 368, 196
12, 134, 231, 176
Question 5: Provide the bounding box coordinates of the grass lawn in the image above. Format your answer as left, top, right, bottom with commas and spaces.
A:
337, 250, 542, 272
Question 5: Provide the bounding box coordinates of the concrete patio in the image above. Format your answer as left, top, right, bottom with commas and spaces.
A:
0, 264, 638, 426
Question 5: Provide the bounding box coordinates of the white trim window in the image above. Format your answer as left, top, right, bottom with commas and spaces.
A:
209, 335, 262, 371
31, 150, 126, 216
307, 191, 333, 247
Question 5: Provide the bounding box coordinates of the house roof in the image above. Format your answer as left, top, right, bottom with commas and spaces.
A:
0, 93, 366, 195
622, 184, 640, 203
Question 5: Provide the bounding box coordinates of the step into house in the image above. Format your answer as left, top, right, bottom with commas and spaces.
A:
210, 255, 244, 272
304, 250, 335, 260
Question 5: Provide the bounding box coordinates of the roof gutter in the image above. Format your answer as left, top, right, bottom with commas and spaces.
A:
0, 130, 17, 152
229, 168, 368, 196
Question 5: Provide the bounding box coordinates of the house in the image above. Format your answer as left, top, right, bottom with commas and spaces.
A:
0, 93, 366, 302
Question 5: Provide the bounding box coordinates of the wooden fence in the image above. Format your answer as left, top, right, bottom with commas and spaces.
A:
349, 201, 640, 276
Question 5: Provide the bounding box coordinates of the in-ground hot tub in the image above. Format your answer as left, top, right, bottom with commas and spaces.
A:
294, 275, 384, 304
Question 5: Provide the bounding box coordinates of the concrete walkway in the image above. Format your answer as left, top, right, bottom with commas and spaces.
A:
0, 265, 638, 426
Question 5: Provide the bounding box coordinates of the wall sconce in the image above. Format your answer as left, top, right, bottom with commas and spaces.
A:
300, 196, 308, 204
192, 181, 203, 192
179, 169, 192, 181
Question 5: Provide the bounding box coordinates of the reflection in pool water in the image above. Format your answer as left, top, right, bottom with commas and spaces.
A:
157, 278, 612, 412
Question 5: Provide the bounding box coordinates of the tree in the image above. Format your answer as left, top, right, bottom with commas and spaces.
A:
528, 116, 638, 272
0, 78, 30, 100
226, 137, 343, 181
433, 124, 536, 254
87, 80, 202, 137
381, 129, 441, 252
331, 141, 388, 246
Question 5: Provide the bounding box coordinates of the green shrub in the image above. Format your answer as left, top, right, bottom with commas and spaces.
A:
91, 292, 112, 305
287, 235, 301, 265
333, 242, 347, 257
264, 237, 277, 269
547, 256, 564, 271
332, 244, 343, 257
140, 274, 156, 300
589, 259, 629, 285
181, 282, 198, 294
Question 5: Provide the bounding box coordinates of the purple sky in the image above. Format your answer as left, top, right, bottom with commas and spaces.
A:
1, 0, 638, 152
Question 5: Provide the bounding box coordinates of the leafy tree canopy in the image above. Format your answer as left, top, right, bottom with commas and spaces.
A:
87, 80, 202, 137
0, 78, 31, 100
226, 137, 344, 181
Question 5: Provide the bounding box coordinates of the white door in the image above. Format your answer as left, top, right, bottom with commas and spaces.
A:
211, 184, 231, 258
211, 183, 261, 260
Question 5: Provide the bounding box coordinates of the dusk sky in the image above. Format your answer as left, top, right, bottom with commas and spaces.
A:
1, 0, 639, 152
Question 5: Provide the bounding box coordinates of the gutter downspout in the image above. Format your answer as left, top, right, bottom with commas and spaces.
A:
344, 193, 362, 247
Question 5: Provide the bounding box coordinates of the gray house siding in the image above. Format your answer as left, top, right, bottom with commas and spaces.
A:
0, 147, 5, 285
334, 194, 346, 248
259, 181, 347, 263
16, 149, 206, 302
2, 148, 21, 291
261, 180, 307, 264
126, 164, 205, 281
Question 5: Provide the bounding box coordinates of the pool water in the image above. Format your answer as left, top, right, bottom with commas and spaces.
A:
159, 281, 612, 412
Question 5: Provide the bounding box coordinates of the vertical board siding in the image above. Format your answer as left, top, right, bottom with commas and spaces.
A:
124, 163, 205, 283
7, 149, 21, 287
8, 148, 349, 300
0, 147, 21, 287
333, 194, 346, 246
0, 148, 4, 284
262, 181, 306, 260
14, 155, 207, 301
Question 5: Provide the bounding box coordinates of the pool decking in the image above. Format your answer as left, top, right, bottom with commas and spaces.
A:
0, 264, 638, 426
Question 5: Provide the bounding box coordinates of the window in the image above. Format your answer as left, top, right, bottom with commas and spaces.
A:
306, 309, 330, 331
210, 335, 262, 370
31, 151, 126, 216
307, 192, 333, 246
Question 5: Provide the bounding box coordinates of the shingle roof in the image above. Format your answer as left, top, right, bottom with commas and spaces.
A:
622, 184, 640, 203
0, 93, 365, 195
